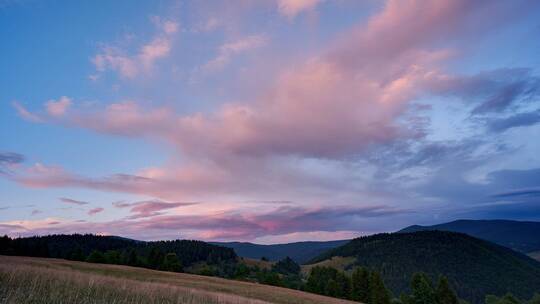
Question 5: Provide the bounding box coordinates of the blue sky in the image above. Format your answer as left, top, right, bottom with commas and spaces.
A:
1, 0, 540, 243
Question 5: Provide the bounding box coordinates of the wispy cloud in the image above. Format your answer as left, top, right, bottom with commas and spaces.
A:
59, 197, 89, 205
88, 207, 104, 216
92, 17, 178, 79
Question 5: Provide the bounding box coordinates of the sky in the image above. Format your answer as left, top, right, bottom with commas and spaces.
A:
1, 0, 540, 244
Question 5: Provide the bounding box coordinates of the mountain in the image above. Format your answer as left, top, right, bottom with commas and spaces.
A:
211, 239, 350, 264
308, 231, 540, 304
399, 219, 540, 253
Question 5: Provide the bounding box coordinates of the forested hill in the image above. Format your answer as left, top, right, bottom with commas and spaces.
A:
309, 231, 540, 304
211, 239, 350, 264
0, 234, 237, 268
399, 219, 540, 253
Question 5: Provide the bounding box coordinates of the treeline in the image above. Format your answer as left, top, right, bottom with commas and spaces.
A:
0, 234, 237, 274
305, 266, 463, 304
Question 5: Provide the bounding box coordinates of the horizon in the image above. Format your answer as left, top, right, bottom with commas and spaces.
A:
1, 0, 540, 244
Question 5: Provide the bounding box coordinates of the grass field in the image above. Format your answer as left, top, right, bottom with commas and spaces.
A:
0, 255, 356, 304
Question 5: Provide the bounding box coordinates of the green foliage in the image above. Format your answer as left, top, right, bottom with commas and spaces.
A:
86, 250, 106, 263
104, 250, 120, 264
437, 276, 459, 304
161, 252, 183, 272
272, 256, 300, 275
351, 267, 370, 302
410, 272, 436, 304
305, 266, 352, 299
485, 293, 522, 304
370, 271, 391, 304
528, 293, 540, 304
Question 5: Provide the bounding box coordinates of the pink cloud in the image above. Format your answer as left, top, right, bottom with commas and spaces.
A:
92, 18, 178, 79
45, 96, 71, 117
201, 34, 268, 73
0, 204, 408, 241
277, 0, 323, 19
9, 0, 529, 205
88, 207, 104, 216
113, 199, 198, 219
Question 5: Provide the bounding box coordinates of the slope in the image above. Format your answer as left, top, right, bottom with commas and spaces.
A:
0, 255, 355, 304
309, 231, 540, 304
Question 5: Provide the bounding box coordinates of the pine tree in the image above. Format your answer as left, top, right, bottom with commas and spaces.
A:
436, 276, 458, 304
351, 267, 370, 302
370, 271, 391, 304
86, 250, 106, 263
161, 252, 182, 272
529, 293, 540, 304
410, 273, 436, 304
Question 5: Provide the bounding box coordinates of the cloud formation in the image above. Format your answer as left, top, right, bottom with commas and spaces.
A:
88, 207, 104, 216
113, 199, 198, 219
92, 18, 178, 78
59, 197, 89, 205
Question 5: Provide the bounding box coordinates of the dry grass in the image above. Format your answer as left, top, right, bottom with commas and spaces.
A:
0, 255, 356, 304
301, 256, 356, 276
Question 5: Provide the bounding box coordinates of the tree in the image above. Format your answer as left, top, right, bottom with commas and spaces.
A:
351, 267, 370, 302
104, 250, 120, 264
370, 271, 391, 304
272, 256, 300, 275
147, 247, 164, 269
410, 273, 436, 304
436, 276, 458, 304
161, 252, 182, 272
528, 293, 540, 304
86, 250, 106, 263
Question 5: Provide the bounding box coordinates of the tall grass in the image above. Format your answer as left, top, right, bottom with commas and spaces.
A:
0, 263, 267, 304
0, 256, 356, 304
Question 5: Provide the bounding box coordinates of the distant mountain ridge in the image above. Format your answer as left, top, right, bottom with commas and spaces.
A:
308, 230, 540, 304
210, 239, 350, 264
399, 219, 540, 253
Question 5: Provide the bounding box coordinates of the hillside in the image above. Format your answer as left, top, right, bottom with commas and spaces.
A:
309, 231, 540, 304
0, 255, 356, 304
0, 234, 237, 269
211, 240, 350, 264
399, 219, 540, 253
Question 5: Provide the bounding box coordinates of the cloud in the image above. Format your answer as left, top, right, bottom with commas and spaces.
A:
59, 197, 89, 205
12, 101, 43, 123
277, 0, 323, 19
31, 209, 42, 216
9, 0, 534, 203
88, 207, 104, 216
0, 152, 25, 174
487, 110, 540, 133
92, 18, 178, 79
45, 96, 71, 117
201, 34, 268, 72
112, 199, 198, 219
0, 204, 408, 241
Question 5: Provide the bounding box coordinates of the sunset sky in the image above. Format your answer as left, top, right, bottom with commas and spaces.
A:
1, 0, 540, 243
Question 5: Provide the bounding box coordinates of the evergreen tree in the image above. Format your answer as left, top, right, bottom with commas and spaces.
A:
370, 271, 391, 304
69, 246, 85, 261
86, 250, 106, 263
272, 256, 300, 275
436, 276, 459, 304
410, 272, 436, 304
147, 247, 164, 269
351, 267, 370, 302
161, 252, 182, 272
104, 250, 120, 264
528, 293, 540, 304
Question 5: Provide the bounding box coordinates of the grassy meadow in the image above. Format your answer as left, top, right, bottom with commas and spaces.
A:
0, 255, 356, 304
